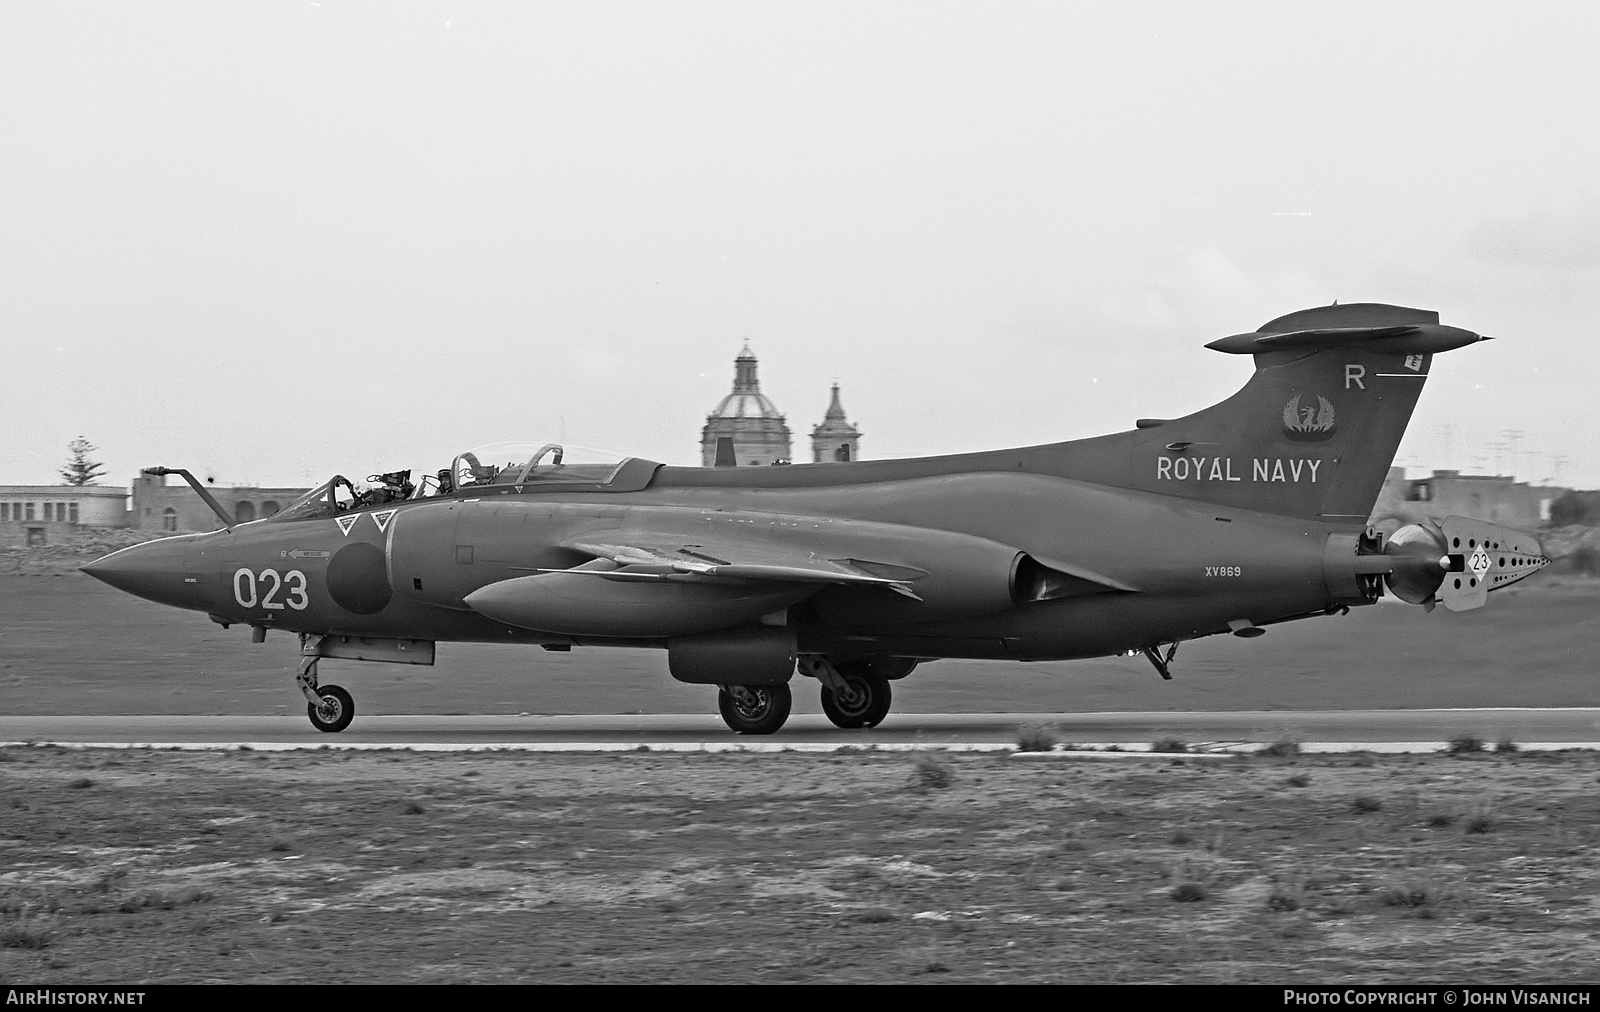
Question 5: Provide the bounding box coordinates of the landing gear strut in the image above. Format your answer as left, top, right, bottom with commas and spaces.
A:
800, 656, 893, 729
1140, 642, 1178, 681
717, 683, 791, 735
296, 633, 356, 733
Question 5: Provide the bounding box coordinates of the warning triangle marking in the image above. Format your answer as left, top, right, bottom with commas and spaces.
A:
372, 509, 398, 533
335, 514, 359, 537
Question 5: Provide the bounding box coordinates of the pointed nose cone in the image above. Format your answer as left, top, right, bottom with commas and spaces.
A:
81, 536, 204, 610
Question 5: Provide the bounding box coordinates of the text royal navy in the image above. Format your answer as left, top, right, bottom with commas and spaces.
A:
1157, 456, 1324, 483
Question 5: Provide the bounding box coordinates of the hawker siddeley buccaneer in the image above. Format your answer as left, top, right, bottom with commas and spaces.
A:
84, 303, 1549, 735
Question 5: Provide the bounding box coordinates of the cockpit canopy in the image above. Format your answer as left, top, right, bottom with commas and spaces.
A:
273, 475, 364, 522
270, 442, 649, 522
443, 441, 629, 492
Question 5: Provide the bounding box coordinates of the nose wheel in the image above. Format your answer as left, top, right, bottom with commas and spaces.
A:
307, 684, 355, 733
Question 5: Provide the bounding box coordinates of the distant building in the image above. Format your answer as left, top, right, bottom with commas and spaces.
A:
1370, 468, 1568, 534
0, 485, 129, 547
810, 384, 862, 463
129, 471, 310, 533
700, 345, 794, 467
700, 346, 865, 467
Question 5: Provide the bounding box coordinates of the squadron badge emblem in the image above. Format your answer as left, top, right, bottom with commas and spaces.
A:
1281, 394, 1337, 442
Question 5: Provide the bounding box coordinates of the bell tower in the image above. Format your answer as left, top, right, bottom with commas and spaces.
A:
810, 384, 862, 462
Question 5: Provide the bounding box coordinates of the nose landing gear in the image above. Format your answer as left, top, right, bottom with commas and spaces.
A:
295, 634, 356, 733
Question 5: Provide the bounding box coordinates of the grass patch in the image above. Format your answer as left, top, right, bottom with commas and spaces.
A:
1170, 882, 1207, 903
1493, 738, 1519, 754
1446, 734, 1486, 755
1285, 773, 1311, 788
1378, 878, 1460, 917
905, 946, 952, 974
1015, 724, 1057, 753
1351, 794, 1383, 813
116, 887, 208, 913
66, 777, 93, 789
1259, 738, 1300, 757
1463, 799, 1498, 834
1151, 738, 1188, 754
1266, 876, 1304, 912
909, 756, 954, 792
0, 920, 51, 950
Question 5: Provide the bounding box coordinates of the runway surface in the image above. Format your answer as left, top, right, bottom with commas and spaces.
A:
3, 708, 1599, 752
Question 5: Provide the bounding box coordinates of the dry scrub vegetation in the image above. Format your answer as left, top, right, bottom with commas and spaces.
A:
4, 746, 1600, 983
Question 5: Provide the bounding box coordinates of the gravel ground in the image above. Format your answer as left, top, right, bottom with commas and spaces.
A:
3, 745, 1599, 984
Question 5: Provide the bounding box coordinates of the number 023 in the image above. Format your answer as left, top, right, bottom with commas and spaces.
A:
233, 568, 309, 610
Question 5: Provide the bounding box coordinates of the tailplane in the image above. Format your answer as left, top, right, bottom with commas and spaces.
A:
1128, 303, 1487, 524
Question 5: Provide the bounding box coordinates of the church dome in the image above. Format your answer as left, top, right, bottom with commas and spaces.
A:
708, 346, 785, 420
701, 344, 793, 466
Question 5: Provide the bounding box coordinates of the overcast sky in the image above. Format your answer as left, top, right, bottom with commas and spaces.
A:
4, 1, 1598, 491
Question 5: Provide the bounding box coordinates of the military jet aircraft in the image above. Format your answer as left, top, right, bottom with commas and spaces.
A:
83, 302, 1549, 735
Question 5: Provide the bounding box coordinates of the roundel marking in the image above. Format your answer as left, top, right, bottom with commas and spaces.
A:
326, 541, 392, 615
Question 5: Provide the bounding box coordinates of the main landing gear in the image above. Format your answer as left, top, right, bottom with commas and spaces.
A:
802, 656, 892, 729
716, 683, 792, 735
715, 656, 915, 736
295, 633, 356, 733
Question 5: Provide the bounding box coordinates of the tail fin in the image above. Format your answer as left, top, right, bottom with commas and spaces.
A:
1129, 303, 1487, 524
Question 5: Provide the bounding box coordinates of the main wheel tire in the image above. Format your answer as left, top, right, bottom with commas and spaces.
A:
820, 668, 891, 729
307, 684, 355, 733
717, 683, 792, 735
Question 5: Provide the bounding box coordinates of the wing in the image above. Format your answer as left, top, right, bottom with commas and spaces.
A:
562, 539, 924, 597
462, 528, 929, 638
460, 505, 1132, 639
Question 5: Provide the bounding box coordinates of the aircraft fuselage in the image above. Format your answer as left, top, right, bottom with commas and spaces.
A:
93, 469, 1338, 662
